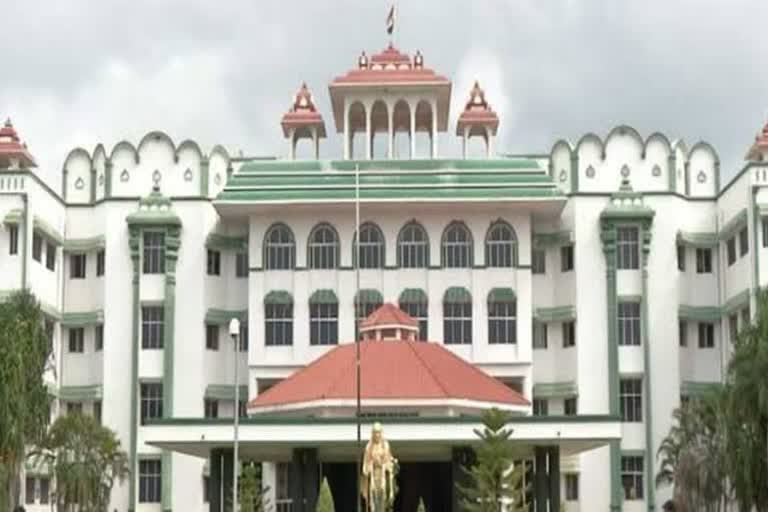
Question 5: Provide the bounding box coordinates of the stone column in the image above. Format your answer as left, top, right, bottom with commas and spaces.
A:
547, 446, 560, 512
534, 447, 548, 512
365, 106, 372, 160
343, 101, 350, 160
431, 101, 438, 158
409, 105, 416, 159
388, 105, 394, 159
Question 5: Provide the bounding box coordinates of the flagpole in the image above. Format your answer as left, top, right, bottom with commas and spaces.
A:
355, 163, 362, 512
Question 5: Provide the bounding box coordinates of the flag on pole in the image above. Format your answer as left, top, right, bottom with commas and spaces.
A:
386, 5, 395, 35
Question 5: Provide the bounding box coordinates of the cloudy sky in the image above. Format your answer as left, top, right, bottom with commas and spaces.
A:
2, 0, 768, 191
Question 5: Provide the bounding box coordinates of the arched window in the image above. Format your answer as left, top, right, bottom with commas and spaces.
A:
487, 288, 517, 344
264, 291, 293, 346
399, 288, 428, 340
353, 223, 384, 269
309, 289, 338, 346
485, 221, 517, 268
355, 289, 383, 339
264, 223, 295, 270
442, 222, 473, 268
308, 223, 339, 269
397, 221, 429, 268
443, 287, 472, 345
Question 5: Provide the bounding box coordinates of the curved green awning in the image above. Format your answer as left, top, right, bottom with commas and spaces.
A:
309, 289, 338, 304
354, 289, 383, 304
264, 290, 293, 305
444, 286, 472, 303
488, 287, 516, 303
399, 288, 427, 304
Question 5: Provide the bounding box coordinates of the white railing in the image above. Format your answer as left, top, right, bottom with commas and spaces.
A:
276, 498, 293, 512
0, 174, 26, 192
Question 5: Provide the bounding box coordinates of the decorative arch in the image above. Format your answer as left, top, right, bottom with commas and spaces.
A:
441, 221, 473, 268
109, 140, 139, 164
397, 220, 430, 268
392, 99, 411, 159
307, 222, 340, 269
643, 132, 672, 156
347, 101, 367, 159
62, 147, 93, 170
687, 141, 720, 165
550, 139, 575, 157
209, 144, 231, 163
485, 219, 518, 267
605, 125, 644, 151
177, 139, 204, 161
575, 132, 605, 160
352, 221, 385, 269
137, 130, 178, 163
369, 100, 389, 159
263, 222, 296, 270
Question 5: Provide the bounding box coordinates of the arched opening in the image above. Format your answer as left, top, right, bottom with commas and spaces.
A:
292, 127, 317, 160
348, 102, 366, 160
370, 101, 389, 159
392, 100, 411, 159
465, 126, 490, 158
414, 100, 433, 159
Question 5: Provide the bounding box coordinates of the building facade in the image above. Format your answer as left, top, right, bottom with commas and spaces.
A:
2, 41, 768, 512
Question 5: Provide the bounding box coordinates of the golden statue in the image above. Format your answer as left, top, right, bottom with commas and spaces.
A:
361, 422, 396, 512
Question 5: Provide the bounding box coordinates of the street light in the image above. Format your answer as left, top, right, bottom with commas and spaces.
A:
229, 317, 241, 512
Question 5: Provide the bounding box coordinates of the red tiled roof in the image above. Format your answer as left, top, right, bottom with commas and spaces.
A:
0, 119, 36, 168
456, 81, 499, 136
249, 340, 529, 409
361, 303, 418, 329
330, 46, 449, 87
746, 121, 768, 160
281, 83, 326, 138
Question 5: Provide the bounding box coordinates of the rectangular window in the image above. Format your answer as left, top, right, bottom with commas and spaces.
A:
698, 322, 715, 348
93, 400, 102, 424
763, 219, 768, 248
742, 307, 751, 330
533, 398, 548, 416
204, 398, 218, 418
238, 400, 247, 419
68, 327, 84, 353
39, 477, 49, 504
565, 474, 579, 501
621, 456, 644, 500
141, 306, 164, 349
67, 401, 83, 415
532, 249, 546, 274
443, 302, 472, 345
140, 382, 163, 424
616, 227, 639, 269
95, 324, 103, 351
677, 245, 685, 271
560, 245, 574, 272
310, 303, 338, 346
32, 232, 42, 261
727, 237, 736, 266
562, 321, 576, 348
488, 301, 516, 344
739, 227, 749, 257
620, 378, 643, 422
139, 459, 162, 503
70, 253, 86, 279
8, 225, 18, 255
618, 302, 641, 346
143, 232, 165, 274
207, 249, 221, 276
205, 324, 219, 350
564, 397, 577, 416
696, 248, 712, 273
265, 304, 293, 346
729, 314, 738, 342
533, 321, 548, 349
45, 242, 56, 271
276, 462, 292, 509
239, 323, 249, 352
679, 320, 687, 347
236, 252, 248, 278
96, 249, 105, 276
25, 476, 35, 504
399, 302, 428, 341
203, 476, 210, 503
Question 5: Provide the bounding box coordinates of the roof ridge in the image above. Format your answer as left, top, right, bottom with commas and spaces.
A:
407, 342, 450, 398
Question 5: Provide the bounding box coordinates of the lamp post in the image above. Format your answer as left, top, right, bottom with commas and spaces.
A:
229, 317, 241, 512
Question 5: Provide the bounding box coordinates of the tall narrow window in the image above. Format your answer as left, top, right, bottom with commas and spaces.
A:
616, 227, 639, 269
45, 242, 56, 271
235, 252, 248, 277
443, 289, 472, 345
696, 248, 712, 273
264, 224, 295, 270
399, 300, 428, 341
206, 249, 221, 276
739, 227, 748, 257
275, 462, 292, 511
532, 249, 546, 274
618, 302, 641, 346
67, 401, 83, 415
204, 399, 219, 418
70, 253, 86, 279
397, 222, 429, 268
560, 245, 574, 272
533, 399, 548, 416
620, 378, 643, 422
265, 303, 293, 346
8, 225, 18, 255
32, 232, 42, 261
488, 295, 516, 344
698, 322, 715, 348
763, 219, 768, 248
727, 237, 736, 266
562, 321, 576, 347
533, 321, 548, 349
96, 249, 105, 276
141, 306, 164, 349
239, 323, 249, 352
442, 222, 472, 268
140, 382, 163, 424
677, 245, 685, 271
309, 294, 338, 346
565, 474, 579, 501
205, 324, 219, 350
728, 314, 738, 342
139, 459, 162, 503
143, 232, 166, 274
68, 328, 84, 353
679, 320, 687, 347
93, 400, 102, 424
95, 324, 103, 351
485, 221, 516, 267
308, 224, 339, 269
741, 307, 751, 330
621, 456, 644, 500
564, 397, 577, 416
354, 223, 384, 269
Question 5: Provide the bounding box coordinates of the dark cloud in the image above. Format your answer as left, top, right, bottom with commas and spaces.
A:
2, 0, 767, 189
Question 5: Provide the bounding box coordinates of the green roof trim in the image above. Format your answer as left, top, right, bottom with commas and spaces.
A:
264, 290, 293, 305
719, 208, 747, 241
444, 287, 472, 303
61, 310, 104, 327
355, 289, 383, 304
399, 288, 427, 304
237, 158, 543, 174
533, 230, 572, 248
533, 381, 578, 398
723, 289, 750, 315
676, 231, 718, 248
63, 235, 105, 252
3, 208, 22, 225
680, 381, 721, 397
126, 186, 181, 227
535, 305, 576, 322
204, 384, 248, 401
488, 287, 516, 303
206, 232, 247, 251
678, 304, 721, 322
599, 180, 655, 222
309, 289, 338, 304
205, 308, 247, 325
33, 216, 63, 245
57, 384, 103, 401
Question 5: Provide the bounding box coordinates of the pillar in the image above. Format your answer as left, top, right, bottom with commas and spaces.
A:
289, 128, 296, 160
451, 446, 475, 512
547, 446, 560, 512
409, 105, 416, 159
365, 105, 372, 160
343, 102, 350, 160
388, 106, 394, 159
487, 132, 495, 158
291, 448, 319, 512
534, 447, 548, 512
431, 102, 438, 158
312, 128, 319, 160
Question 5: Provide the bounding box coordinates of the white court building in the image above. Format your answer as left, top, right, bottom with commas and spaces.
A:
2, 41, 768, 512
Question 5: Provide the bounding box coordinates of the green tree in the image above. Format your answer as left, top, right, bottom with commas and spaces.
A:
456, 408, 528, 512
0, 290, 54, 509
30, 413, 129, 512
316, 477, 335, 512
239, 461, 271, 512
